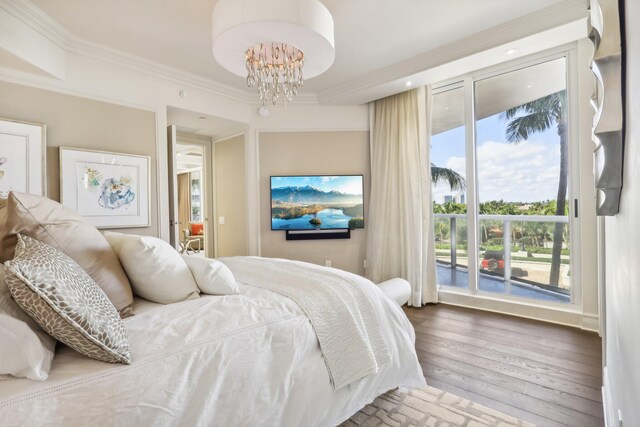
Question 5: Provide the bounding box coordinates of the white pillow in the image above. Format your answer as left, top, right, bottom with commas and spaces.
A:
0, 265, 56, 380
104, 233, 200, 304
181, 256, 239, 295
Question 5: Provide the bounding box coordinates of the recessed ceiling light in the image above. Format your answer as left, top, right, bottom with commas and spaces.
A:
444, 107, 450, 111
505, 48, 517, 55
406, 81, 412, 87
527, 84, 533, 89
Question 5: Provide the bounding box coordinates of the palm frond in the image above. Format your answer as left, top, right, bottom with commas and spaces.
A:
499, 91, 564, 123
431, 164, 466, 191
504, 112, 555, 142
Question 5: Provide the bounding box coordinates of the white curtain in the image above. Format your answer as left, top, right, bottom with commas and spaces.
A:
365, 87, 438, 306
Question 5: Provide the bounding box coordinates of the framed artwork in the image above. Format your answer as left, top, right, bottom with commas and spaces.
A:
59, 147, 150, 228
0, 118, 46, 197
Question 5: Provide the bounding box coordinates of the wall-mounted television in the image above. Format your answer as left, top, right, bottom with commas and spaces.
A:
270, 175, 365, 231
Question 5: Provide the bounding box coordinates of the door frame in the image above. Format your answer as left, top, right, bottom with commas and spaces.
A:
430, 41, 598, 328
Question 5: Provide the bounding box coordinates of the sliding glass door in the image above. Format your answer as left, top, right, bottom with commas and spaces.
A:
431, 54, 578, 307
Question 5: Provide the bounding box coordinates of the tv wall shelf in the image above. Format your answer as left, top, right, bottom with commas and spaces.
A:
285, 229, 351, 241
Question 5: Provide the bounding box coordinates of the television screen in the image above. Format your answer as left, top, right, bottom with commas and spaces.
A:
270, 175, 365, 231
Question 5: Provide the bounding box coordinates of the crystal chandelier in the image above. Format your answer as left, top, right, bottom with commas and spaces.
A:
211, 0, 335, 108
246, 43, 305, 106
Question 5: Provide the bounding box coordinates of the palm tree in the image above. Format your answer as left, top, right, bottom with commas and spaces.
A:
431, 163, 466, 191
500, 90, 567, 286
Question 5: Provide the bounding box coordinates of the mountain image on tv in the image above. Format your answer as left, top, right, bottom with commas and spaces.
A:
271, 176, 364, 230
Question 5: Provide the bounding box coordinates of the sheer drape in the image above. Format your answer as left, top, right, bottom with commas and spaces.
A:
365, 87, 437, 306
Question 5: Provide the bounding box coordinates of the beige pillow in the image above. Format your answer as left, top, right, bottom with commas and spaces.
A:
0, 192, 134, 317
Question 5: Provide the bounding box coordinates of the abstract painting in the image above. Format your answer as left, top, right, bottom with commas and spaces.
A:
0, 119, 46, 198
60, 148, 150, 228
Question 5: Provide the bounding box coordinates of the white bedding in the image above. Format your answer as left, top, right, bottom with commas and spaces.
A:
0, 259, 425, 427
221, 257, 389, 390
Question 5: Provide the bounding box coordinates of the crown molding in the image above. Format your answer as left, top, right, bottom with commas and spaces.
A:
317, 0, 589, 105
0, 0, 262, 104
2, 0, 589, 107
1, 0, 72, 49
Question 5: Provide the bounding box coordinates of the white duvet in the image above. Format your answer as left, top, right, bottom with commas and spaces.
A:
0, 259, 425, 427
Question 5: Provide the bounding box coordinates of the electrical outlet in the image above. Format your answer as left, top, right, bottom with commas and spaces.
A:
219, 216, 225, 225
325, 260, 331, 267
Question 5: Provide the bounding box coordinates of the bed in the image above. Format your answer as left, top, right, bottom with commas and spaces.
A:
0, 256, 426, 426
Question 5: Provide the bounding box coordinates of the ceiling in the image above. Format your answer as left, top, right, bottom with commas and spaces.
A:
168, 106, 248, 139
29, 0, 580, 102
176, 143, 203, 174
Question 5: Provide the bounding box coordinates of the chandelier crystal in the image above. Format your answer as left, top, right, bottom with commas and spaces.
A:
246, 43, 305, 106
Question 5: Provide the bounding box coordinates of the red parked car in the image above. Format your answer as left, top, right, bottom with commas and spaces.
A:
481, 250, 504, 271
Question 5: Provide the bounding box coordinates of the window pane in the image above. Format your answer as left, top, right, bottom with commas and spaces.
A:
474, 58, 570, 303
431, 84, 467, 288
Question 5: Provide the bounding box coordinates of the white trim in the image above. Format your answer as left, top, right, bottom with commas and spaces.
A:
0, 0, 322, 105
438, 290, 598, 331
247, 129, 261, 256
463, 77, 479, 295
598, 216, 607, 344
602, 367, 616, 427
2, 0, 589, 107
582, 314, 600, 332
213, 131, 247, 145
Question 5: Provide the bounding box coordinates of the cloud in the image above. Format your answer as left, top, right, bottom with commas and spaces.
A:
432, 139, 560, 203
320, 176, 338, 183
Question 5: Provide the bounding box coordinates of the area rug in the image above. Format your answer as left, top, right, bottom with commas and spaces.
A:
341, 386, 535, 427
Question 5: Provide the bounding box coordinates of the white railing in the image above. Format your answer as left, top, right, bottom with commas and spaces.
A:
434, 213, 568, 284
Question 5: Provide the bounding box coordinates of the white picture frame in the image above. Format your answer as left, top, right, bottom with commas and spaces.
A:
0, 118, 46, 197
60, 147, 150, 228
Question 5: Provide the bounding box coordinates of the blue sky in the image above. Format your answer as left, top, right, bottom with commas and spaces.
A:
431, 112, 561, 204
271, 175, 363, 195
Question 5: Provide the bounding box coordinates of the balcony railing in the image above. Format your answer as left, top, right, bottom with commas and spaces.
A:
434, 213, 570, 296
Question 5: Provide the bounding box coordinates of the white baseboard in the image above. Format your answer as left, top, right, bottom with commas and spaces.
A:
602, 366, 616, 427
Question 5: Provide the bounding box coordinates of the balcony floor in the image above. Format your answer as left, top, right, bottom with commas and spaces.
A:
437, 264, 570, 303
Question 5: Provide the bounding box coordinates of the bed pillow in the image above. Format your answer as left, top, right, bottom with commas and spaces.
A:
0, 192, 134, 317
0, 265, 56, 380
4, 235, 131, 364
104, 232, 200, 304
181, 255, 239, 295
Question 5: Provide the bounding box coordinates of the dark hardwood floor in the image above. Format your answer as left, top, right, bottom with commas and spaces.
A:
403, 304, 604, 427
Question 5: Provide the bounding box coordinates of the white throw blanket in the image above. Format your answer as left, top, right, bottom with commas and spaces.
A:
220, 257, 390, 391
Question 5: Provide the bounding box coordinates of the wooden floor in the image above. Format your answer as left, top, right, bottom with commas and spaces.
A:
403, 304, 604, 427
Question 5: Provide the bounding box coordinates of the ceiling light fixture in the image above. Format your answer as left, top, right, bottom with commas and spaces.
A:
505, 48, 517, 55
406, 81, 413, 87
211, 0, 335, 107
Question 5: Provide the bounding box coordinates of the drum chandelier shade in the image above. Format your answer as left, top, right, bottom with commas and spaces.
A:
211, 0, 335, 106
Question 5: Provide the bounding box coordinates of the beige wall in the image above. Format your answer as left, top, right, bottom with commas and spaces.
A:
259, 131, 370, 275
0, 81, 159, 236
215, 135, 248, 256
603, 0, 640, 424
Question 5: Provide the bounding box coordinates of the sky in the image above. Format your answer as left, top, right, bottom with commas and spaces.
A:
271, 175, 364, 195
431, 112, 561, 204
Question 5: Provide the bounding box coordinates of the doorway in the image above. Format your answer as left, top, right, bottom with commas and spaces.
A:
166, 106, 249, 258
176, 142, 207, 257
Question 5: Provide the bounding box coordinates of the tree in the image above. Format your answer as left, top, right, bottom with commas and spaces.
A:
500, 90, 567, 286
431, 164, 466, 191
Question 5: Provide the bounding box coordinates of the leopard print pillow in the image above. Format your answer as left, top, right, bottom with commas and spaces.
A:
4, 234, 131, 364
